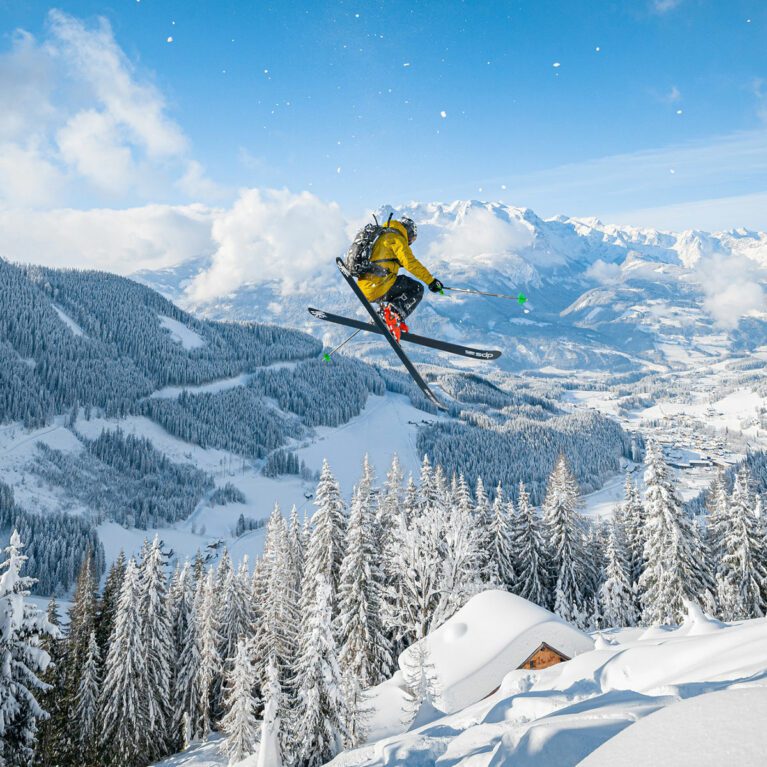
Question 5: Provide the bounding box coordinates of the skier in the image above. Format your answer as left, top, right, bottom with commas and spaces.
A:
356, 217, 444, 341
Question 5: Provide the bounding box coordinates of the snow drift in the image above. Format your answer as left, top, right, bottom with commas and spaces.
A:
399, 590, 594, 714
331, 604, 767, 767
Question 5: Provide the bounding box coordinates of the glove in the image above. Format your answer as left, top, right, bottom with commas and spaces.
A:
428, 278, 444, 294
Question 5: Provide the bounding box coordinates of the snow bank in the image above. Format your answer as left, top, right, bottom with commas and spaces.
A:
399, 590, 594, 714
579, 687, 767, 767
331, 611, 767, 767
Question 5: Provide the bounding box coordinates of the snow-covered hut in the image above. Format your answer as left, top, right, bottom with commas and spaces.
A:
399, 590, 594, 714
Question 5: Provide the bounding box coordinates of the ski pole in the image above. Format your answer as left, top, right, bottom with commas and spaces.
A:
322, 328, 363, 361
442, 286, 528, 304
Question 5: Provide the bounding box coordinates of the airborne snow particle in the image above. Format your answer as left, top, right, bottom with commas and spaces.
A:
676, 109, 683, 115
501, 184, 507, 190
336, 167, 342, 174
403, 62, 411, 67
440, 110, 447, 118
595, 46, 601, 52
166, 36, 173, 43
670, 169, 676, 174
552, 62, 561, 68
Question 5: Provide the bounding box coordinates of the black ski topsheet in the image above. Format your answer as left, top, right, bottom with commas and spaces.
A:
307, 307, 502, 360
334, 258, 446, 411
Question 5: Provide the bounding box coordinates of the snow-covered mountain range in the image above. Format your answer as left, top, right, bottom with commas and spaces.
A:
135, 200, 767, 373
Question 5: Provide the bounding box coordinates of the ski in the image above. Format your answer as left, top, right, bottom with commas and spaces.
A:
307, 307, 502, 360
334, 257, 447, 411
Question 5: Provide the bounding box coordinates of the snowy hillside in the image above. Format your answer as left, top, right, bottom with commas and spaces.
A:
330, 601, 767, 767
135, 200, 767, 373
0, 259, 639, 592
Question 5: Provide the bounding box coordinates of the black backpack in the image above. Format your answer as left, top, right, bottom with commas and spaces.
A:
344, 213, 402, 277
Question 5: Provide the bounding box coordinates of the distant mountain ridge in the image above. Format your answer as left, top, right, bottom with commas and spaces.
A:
134, 200, 767, 373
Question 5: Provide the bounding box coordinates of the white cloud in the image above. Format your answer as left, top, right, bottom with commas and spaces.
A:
0, 204, 214, 274
586, 259, 623, 285
185, 188, 348, 301
0, 141, 64, 206
56, 110, 136, 194
48, 10, 187, 158
0, 10, 216, 207
694, 253, 767, 329
426, 206, 535, 267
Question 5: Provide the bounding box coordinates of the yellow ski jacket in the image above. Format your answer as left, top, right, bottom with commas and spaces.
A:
357, 220, 436, 302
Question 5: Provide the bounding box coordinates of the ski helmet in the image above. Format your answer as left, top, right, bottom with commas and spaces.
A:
400, 216, 417, 244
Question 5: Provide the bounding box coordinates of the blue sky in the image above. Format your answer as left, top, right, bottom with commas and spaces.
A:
0, 1, 766, 256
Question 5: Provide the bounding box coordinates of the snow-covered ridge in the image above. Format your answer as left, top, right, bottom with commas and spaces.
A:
135, 199, 767, 374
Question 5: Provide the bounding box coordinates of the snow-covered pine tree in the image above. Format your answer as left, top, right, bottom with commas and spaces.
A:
382, 475, 444, 647
173, 570, 203, 745
473, 476, 496, 584
433, 474, 484, 626
542, 455, 592, 627
301, 460, 347, 619
337, 478, 390, 745
95, 550, 125, 658
218, 640, 259, 765
138, 535, 174, 759
639, 441, 705, 626
73, 630, 101, 762
376, 454, 404, 557
195, 568, 223, 739
705, 470, 730, 567
258, 654, 285, 767
401, 639, 440, 729
622, 475, 646, 588
99, 558, 148, 767
287, 505, 305, 598
0, 531, 58, 767
715, 467, 767, 620
255, 505, 300, 691
217, 551, 253, 684
599, 519, 638, 628
490, 483, 516, 590
294, 574, 347, 767
30, 599, 66, 767
510, 482, 549, 607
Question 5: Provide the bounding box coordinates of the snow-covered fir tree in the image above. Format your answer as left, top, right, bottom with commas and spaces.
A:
337, 477, 391, 690
383, 462, 444, 645
95, 551, 125, 657
433, 474, 484, 626
473, 476, 496, 584
217, 552, 253, 685
99, 558, 148, 767
639, 441, 705, 625
73, 630, 100, 762
489, 483, 516, 590
599, 519, 638, 628
0, 531, 58, 767
138, 536, 173, 758
219, 639, 259, 765
715, 467, 767, 620
301, 460, 347, 618
173, 568, 203, 745
542, 455, 592, 627
255, 505, 300, 691
195, 568, 223, 739
258, 654, 285, 767
401, 639, 440, 729
622, 474, 646, 588
294, 574, 347, 767
510, 482, 549, 607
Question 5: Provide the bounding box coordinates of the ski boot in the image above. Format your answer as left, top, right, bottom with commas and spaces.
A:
381, 304, 409, 342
